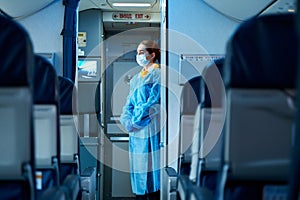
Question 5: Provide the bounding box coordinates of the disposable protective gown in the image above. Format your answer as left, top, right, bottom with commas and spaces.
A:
120, 64, 161, 195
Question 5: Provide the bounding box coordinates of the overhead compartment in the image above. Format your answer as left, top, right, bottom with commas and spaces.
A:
0, 0, 56, 19
202, 0, 296, 21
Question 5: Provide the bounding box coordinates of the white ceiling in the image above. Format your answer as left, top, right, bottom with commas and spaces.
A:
0, 0, 160, 19
0, 0, 295, 23
78, 0, 160, 12
202, 0, 296, 21
0, 0, 55, 19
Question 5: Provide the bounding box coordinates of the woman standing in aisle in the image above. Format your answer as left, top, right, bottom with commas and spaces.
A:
120, 40, 161, 200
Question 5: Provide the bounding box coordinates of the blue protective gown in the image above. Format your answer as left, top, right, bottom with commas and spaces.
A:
120, 64, 161, 195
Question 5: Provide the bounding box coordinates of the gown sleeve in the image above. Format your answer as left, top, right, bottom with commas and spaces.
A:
120, 78, 135, 132
131, 69, 160, 129
120, 69, 161, 132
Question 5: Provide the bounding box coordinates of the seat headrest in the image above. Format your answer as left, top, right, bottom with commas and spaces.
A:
181, 76, 202, 115
202, 58, 225, 108
0, 15, 34, 87
33, 55, 59, 104
224, 14, 297, 88
58, 76, 78, 115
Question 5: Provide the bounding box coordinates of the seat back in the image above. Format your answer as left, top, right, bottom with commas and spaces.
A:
223, 13, 297, 181
0, 14, 35, 199
189, 59, 225, 185
33, 55, 60, 187
60, 116, 78, 162
177, 59, 225, 200
34, 105, 57, 165
57, 76, 82, 200
218, 13, 297, 200
179, 76, 202, 173
58, 76, 79, 174
199, 58, 225, 169
288, 3, 300, 199
226, 89, 294, 180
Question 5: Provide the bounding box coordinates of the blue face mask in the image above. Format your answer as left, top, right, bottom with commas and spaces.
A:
136, 54, 150, 67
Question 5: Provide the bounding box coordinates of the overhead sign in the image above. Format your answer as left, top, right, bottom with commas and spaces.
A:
112, 12, 151, 20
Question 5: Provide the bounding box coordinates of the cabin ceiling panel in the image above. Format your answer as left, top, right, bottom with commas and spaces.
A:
0, 0, 56, 19
202, 0, 275, 21
79, 0, 160, 12
79, 0, 102, 11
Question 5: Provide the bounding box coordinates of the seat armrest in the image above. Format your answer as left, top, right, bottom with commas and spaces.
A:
190, 185, 214, 200
62, 174, 80, 200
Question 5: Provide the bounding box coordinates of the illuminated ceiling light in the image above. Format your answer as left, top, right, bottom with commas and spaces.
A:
112, 3, 152, 7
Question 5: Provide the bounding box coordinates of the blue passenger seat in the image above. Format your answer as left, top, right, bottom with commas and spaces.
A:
33, 55, 65, 199
288, 2, 300, 199
177, 76, 203, 200
177, 58, 225, 200
217, 13, 297, 200
179, 76, 202, 175
176, 75, 202, 200
192, 58, 225, 193
0, 13, 35, 200
163, 75, 203, 200
58, 76, 80, 178
58, 76, 81, 200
